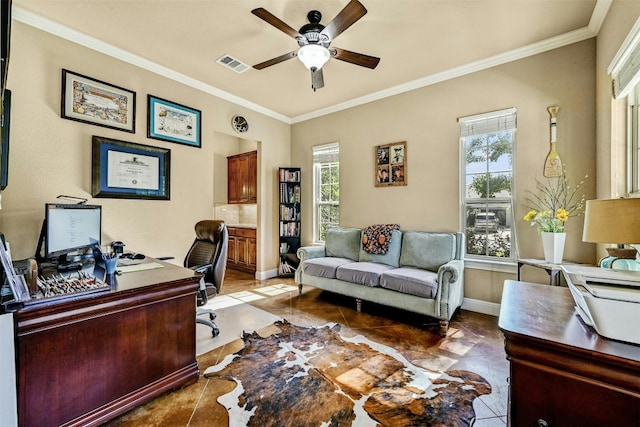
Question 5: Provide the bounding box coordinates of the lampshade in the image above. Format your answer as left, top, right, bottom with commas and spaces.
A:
582, 198, 640, 244
297, 44, 330, 71
583, 198, 640, 269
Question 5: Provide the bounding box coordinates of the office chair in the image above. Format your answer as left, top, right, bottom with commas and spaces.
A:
184, 220, 228, 337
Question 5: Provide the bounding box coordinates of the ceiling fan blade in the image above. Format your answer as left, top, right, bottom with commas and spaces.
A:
320, 0, 367, 42
253, 51, 297, 70
332, 47, 380, 69
251, 8, 302, 39
311, 69, 325, 91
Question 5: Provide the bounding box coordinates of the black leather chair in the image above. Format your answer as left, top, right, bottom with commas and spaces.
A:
184, 220, 228, 337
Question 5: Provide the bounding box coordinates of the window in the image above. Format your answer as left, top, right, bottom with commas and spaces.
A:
610, 16, 640, 196
629, 85, 640, 197
313, 143, 339, 242
459, 108, 516, 260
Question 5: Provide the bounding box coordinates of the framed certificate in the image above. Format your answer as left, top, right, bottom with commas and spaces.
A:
91, 136, 170, 200
147, 95, 201, 147
61, 69, 136, 133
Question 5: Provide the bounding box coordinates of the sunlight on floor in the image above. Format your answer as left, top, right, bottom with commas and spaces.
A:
203, 284, 296, 310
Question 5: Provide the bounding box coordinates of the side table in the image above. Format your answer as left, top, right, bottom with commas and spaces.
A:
516, 258, 565, 286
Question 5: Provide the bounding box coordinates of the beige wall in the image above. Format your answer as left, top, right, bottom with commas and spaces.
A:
591, 0, 640, 262
5, 2, 640, 303
1, 22, 290, 274
291, 40, 597, 304
596, 0, 640, 199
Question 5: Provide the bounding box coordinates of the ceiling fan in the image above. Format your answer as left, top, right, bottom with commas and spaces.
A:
251, 0, 380, 91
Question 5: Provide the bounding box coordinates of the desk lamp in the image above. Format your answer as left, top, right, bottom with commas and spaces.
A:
582, 198, 640, 270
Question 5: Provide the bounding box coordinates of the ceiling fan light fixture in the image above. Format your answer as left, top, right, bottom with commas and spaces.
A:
297, 44, 330, 71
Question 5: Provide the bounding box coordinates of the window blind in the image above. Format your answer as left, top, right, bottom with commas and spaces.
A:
313, 142, 339, 163
458, 108, 517, 137
609, 16, 640, 99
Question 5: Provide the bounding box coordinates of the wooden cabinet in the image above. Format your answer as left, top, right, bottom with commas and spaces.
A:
278, 167, 301, 277
227, 151, 257, 204
227, 227, 256, 273
248, 152, 257, 202
499, 281, 640, 427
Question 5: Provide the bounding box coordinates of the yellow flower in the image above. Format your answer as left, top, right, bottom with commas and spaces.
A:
556, 208, 569, 222
523, 210, 537, 222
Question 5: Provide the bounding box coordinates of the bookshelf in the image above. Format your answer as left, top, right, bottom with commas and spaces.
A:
278, 167, 301, 277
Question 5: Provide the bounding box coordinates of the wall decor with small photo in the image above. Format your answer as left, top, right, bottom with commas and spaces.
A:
375, 141, 406, 187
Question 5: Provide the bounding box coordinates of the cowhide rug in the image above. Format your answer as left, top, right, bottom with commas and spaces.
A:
203, 320, 491, 426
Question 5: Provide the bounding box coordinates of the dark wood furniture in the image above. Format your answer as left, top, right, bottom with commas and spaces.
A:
499, 280, 640, 427
227, 226, 256, 273
278, 167, 301, 277
14, 260, 200, 427
227, 150, 257, 204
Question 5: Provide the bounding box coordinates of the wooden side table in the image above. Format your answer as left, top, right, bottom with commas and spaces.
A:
516, 258, 565, 286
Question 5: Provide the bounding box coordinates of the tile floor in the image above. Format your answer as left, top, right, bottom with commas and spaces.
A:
105, 269, 508, 426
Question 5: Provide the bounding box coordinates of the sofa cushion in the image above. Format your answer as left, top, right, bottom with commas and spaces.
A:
358, 229, 403, 267
336, 262, 395, 287
381, 267, 439, 298
400, 232, 457, 272
325, 227, 362, 261
303, 257, 354, 279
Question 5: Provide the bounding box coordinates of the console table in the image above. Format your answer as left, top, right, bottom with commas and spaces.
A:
499, 280, 640, 426
13, 260, 200, 427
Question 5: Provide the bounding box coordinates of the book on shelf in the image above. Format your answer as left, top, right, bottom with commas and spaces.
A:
279, 260, 297, 274
279, 221, 300, 237
279, 183, 301, 204
279, 169, 301, 183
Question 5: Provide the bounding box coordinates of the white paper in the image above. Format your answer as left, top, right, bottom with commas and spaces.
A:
107, 150, 160, 190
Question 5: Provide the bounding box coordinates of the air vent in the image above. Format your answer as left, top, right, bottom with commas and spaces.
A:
217, 54, 250, 74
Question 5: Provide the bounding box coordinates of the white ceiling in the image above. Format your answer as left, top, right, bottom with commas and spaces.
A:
12, 0, 606, 123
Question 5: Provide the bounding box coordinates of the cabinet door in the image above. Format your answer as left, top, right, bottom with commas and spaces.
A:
510, 361, 640, 426
248, 151, 257, 203
237, 155, 249, 202
237, 237, 248, 265
248, 238, 257, 267
227, 236, 237, 264
228, 156, 240, 204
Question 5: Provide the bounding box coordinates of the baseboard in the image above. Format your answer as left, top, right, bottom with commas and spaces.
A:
256, 268, 279, 280
462, 298, 500, 317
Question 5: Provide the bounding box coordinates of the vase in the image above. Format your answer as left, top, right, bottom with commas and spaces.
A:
541, 232, 566, 264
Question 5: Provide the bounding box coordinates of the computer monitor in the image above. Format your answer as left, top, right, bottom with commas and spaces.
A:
44, 203, 102, 265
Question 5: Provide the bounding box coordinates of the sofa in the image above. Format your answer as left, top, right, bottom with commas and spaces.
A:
295, 226, 465, 335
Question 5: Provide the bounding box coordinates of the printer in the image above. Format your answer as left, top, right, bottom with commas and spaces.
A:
562, 265, 640, 345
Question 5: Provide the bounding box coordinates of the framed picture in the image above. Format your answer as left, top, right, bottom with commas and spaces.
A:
375, 141, 407, 187
147, 95, 201, 147
61, 69, 136, 133
91, 136, 170, 200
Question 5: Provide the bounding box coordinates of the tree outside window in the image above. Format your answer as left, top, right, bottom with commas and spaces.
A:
313, 143, 339, 242
460, 109, 516, 260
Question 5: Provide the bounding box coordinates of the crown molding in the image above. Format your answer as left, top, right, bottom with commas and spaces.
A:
12, 6, 292, 124
291, 26, 598, 123
13, 1, 611, 125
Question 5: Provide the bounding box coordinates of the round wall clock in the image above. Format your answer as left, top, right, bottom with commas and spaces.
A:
232, 115, 249, 133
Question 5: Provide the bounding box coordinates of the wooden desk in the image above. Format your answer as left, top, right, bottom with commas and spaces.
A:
499, 280, 640, 427
13, 260, 200, 427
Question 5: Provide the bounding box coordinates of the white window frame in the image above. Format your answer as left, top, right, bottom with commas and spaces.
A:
628, 86, 640, 198
459, 108, 517, 266
609, 16, 640, 198
312, 142, 339, 243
